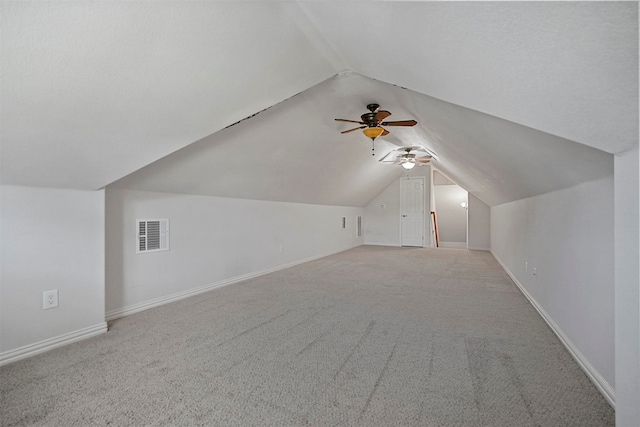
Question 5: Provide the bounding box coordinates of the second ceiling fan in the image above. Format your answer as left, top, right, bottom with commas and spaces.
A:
335, 103, 417, 154
379, 146, 432, 170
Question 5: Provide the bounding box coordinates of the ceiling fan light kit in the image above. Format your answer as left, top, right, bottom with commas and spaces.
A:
401, 160, 416, 170
362, 126, 384, 139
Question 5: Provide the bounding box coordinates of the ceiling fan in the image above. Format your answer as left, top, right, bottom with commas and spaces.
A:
335, 104, 417, 155
379, 146, 432, 170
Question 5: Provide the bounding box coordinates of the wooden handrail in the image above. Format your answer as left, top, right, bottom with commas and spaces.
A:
431, 211, 439, 248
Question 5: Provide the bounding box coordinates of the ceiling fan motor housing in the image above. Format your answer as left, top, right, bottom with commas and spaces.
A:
361, 113, 378, 125
361, 104, 381, 125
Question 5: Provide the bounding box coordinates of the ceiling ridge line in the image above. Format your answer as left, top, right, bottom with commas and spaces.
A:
288, 1, 351, 74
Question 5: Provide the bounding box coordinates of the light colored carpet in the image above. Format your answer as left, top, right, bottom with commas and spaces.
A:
1, 246, 614, 426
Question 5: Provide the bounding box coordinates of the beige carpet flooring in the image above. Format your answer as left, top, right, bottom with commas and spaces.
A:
1, 246, 614, 426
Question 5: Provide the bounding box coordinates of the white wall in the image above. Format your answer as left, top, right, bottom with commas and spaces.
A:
363, 179, 401, 246
434, 184, 467, 246
491, 176, 615, 400
614, 146, 639, 425
467, 193, 490, 250
0, 186, 106, 363
364, 168, 431, 247
105, 188, 363, 317
433, 170, 454, 185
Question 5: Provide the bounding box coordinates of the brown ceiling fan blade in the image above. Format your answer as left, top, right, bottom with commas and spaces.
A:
381, 129, 390, 136
417, 157, 432, 163
375, 110, 391, 122
380, 120, 418, 127
335, 118, 365, 124
341, 126, 366, 134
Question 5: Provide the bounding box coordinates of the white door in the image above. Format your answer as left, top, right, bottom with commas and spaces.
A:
400, 177, 424, 247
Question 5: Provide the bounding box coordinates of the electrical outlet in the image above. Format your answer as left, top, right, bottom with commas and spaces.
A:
532, 267, 537, 277
43, 290, 59, 310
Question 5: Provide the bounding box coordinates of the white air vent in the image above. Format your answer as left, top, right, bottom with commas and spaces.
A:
136, 219, 169, 253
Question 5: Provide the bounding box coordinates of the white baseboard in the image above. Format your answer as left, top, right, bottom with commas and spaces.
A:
491, 251, 616, 407
363, 241, 401, 247
467, 246, 490, 251
0, 322, 107, 367
106, 243, 363, 321
439, 241, 467, 249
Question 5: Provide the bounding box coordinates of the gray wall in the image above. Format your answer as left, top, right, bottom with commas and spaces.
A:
105, 188, 363, 318
0, 186, 106, 360
614, 146, 640, 424
434, 184, 467, 245
491, 176, 615, 401
364, 168, 432, 247
468, 193, 490, 250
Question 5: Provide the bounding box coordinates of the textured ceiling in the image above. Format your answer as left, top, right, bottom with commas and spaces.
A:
110, 74, 409, 207
111, 73, 613, 207
1, 1, 636, 206
302, 1, 638, 154
1, 1, 339, 189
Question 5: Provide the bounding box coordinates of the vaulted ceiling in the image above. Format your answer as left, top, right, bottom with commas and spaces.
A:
2, 1, 637, 207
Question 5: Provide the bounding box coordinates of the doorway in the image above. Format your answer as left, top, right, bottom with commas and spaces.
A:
432, 171, 467, 248
400, 177, 425, 247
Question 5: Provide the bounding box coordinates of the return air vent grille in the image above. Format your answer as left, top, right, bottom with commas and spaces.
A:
136, 219, 169, 254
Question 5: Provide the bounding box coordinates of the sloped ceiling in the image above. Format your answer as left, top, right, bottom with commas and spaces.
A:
111, 74, 408, 207
1, 1, 341, 189
301, 1, 638, 154
1, 1, 637, 207
111, 72, 612, 207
